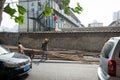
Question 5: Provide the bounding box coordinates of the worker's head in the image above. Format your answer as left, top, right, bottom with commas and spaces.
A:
18, 42, 21, 44
44, 38, 49, 42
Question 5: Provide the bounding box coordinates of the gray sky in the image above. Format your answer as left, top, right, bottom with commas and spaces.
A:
70, 0, 120, 26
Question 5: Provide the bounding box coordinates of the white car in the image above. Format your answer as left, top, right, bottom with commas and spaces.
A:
97, 37, 120, 80
0, 45, 32, 79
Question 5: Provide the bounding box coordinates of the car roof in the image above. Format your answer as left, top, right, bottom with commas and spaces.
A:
110, 37, 120, 41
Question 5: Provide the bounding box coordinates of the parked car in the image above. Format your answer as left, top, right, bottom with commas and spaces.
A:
0, 45, 32, 79
97, 37, 120, 80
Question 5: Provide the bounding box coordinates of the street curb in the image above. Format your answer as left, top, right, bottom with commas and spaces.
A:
32, 59, 99, 65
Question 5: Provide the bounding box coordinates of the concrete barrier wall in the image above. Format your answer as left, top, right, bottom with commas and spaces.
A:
0, 32, 19, 45
0, 31, 120, 52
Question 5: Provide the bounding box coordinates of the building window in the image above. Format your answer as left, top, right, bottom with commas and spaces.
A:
31, 2, 34, 6
31, 8, 34, 12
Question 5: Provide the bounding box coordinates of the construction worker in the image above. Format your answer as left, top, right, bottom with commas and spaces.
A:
18, 42, 25, 54
41, 38, 49, 60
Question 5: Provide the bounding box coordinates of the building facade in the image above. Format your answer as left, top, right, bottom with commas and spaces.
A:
18, 0, 83, 32
109, 10, 120, 27
88, 21, 103, 27
113, 10, 120, 21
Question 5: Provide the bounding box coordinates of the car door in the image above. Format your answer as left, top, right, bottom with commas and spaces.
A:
114, 40, 120, 78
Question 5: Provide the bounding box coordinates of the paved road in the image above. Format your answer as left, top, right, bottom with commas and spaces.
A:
19, 60, 99, 80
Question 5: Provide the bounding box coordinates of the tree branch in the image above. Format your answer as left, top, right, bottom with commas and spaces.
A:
0, 0, 6, 25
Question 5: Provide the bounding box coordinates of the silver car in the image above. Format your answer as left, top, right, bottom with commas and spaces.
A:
97, 37, 120, 80
0, 45, 32, 79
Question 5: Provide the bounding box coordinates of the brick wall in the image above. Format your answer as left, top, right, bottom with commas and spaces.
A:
0, 27, 120, 52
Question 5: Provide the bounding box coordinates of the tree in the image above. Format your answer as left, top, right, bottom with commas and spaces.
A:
0, 0, 83, 25
0, 0, 5, 25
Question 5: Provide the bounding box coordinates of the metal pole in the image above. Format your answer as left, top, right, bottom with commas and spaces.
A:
27, 0, 29, 32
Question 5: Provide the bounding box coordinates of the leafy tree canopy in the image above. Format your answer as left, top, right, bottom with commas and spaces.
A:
3, 0, 83, 25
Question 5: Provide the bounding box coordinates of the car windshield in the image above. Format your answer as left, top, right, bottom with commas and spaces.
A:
0, 46, 10, 55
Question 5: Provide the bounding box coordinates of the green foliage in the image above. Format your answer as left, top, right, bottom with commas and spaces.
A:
71, 2, 83, 14
15, 15, 24, 25
17, 4, 26, 15
62, 0, 70, 6
3, 4, 16, 17
64, 7, 70, 15
62, 0, 71, 15
3, 4, 26, 25
56, 0, 70, 10
57, 0, 83, 15
43, 3, 53, 17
